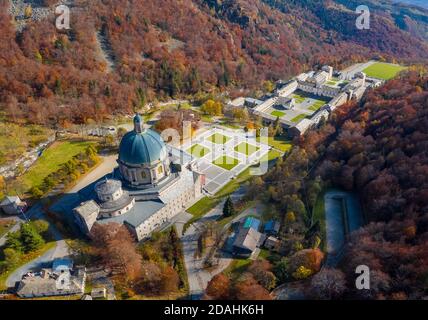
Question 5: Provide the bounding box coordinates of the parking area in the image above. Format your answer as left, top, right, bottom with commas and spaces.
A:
180, 128, 270, 195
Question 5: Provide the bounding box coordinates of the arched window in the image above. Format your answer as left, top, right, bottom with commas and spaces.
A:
140, 170, 146, 179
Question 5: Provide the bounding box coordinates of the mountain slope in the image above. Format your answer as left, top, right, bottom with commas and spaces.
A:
0, 0, 428, 126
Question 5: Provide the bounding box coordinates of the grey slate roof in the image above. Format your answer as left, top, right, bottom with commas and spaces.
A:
17, 267, 86, 298
97, 200, 165, 228
74, 200, 99, 219
1, 196, 21, 206
233, 227, 263, 253
95, 179, 122, 195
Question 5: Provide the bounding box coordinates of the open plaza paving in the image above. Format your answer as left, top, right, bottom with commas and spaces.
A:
179, 127, 270, 195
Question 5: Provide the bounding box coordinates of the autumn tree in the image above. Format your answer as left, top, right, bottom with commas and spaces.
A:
205, 273, 230, 300
309, 268, 347, 300
90, 223, 142, 281
248, 260, 277, 290
233, 276, 272, 300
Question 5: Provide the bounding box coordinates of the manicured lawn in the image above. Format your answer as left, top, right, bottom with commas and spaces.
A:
17, 140, 96, 192
201, 114, 214, 123
312, 190, 327, 252
187, 197, 220, 217
207, 133, 231, 144
187, 144, 210, 158
326, 80, 338, 86
271, 110, 286, 118
363, 62, 407, 80
291, 114, 307, 123
185, 167, 256, 227
309, 100, 326, 112
234, 142, 260, 156
292, 93, 306, 104
257, 136, 292, 152
213, 156, 240, 170
224, 258, 252, 279
260, 149, 283, 162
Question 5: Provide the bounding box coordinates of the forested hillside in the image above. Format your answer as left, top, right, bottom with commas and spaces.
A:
1, 0, 428, 127
315, 70, 428, 299
254, 70, 428, 299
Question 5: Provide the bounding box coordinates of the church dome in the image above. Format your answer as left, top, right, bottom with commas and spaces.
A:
118, 115, 167, 165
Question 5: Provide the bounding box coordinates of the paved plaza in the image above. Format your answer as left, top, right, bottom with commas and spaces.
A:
179, 127, 270, 195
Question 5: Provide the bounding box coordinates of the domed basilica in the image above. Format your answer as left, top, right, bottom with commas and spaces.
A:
73, 115, 204, 241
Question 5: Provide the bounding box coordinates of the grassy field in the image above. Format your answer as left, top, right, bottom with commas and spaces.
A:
15, 140, 96, 193
234, 142, 260, 156
0, 219, 16, 238
271, 110, 286, 118
186, 166, 255, 224
223, 258, 251, 279
261, 149, 283, 162
0, 122, 53, 166
363, 62, 407, 80
201, 114, 214, 123
257, 136, 292, 153
291, 114, 307, 123
213, 156, 240, 170
207, 133, 231, 144
187, 144, 210, 158
312, 191, 327, 252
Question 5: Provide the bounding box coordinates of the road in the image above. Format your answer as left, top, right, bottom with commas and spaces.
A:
0, 216, 22, 247
68, 154, 118, 193
5, 204, 69, 288
180, 186, 264, 299
3, 154, 118, 289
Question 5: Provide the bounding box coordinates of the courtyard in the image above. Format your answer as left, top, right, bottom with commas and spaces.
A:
268, 90, 331, 123
180, 128, 270, 195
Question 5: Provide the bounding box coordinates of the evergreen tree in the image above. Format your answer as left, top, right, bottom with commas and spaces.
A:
5, 231, 24, 252
20, 223, 45, 253
223, 197, 235, 217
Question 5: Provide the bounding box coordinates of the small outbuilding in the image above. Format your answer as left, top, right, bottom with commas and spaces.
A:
91, 287, 107, 300
0, 196, 27, 215
264, 236, 280, 251
232, 227, 263, 258
264, 220, 280, 236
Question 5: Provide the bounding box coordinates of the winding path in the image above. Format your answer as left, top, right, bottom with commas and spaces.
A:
5, 204, 69, 288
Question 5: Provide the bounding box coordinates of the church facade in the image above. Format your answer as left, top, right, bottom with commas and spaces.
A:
73, 115, 204, 241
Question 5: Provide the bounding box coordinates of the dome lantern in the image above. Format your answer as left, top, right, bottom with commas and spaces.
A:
134, 113, 144, 133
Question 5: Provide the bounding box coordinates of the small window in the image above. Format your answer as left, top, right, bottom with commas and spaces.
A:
140, 171, 146, 179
